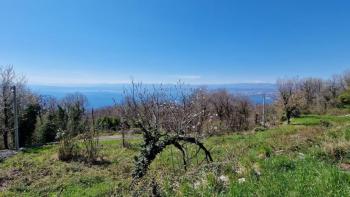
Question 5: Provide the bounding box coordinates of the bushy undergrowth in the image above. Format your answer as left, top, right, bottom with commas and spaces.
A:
57, 130, 101, 163
57, 133, 80, 162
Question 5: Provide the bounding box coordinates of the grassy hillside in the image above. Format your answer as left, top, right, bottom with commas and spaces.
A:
1, 115, 350, 196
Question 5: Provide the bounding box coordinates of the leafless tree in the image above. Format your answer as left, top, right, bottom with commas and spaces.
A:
0, 65, 27, 149
328, 75, 345, 99
300, 78, 323, 107
277, 78, 301, 124
122, 82, 213, 179
60, 93, 88, 136
319, 75, 345, 110
343, 70, 350, 90
210, 90, 231, 124
209, 90, 253, 132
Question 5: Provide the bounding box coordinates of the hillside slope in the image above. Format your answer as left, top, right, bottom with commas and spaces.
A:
1, 115, 350, 196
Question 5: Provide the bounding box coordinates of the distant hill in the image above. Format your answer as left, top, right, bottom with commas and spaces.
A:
29, 83, 277, 108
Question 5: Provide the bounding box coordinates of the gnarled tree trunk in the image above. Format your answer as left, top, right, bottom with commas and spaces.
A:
132, 135, 213, 179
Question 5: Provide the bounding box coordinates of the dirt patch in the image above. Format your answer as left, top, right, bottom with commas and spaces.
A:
0, 150, 17, 162
0, 169, 22, 191
339, 163, 350, 171
0, 177, 8, 190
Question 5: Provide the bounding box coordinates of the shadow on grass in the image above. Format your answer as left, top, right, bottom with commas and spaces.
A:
61, 155, 112, 166
22, 145, 54, 154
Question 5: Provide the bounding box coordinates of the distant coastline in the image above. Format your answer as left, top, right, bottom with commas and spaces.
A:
30, 83, 277, 108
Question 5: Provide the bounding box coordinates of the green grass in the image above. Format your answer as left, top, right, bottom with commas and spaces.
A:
292, 114, 350, 126
1, 114, 350, 196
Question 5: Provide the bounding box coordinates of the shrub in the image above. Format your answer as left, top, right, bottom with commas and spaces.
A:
57, 129, 102, 163
320, 120, 332, 128
19, 104, 40, 146
58, 139, 79, 161
57, 131, 79, 161
96, 116, 120, 131
339, 90, 350, 105
254, 127, 267, 132
37, 115, 58, 143
323, 141, 350, 162
82, 131, 101, 163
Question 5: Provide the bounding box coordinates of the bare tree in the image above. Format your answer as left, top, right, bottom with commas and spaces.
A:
277, 79, 301, 124
210, 90, 231, 125
209, 90, 253, 132
122, 82, 213, 180
60, 93, 88, 136
0, 65, 27, 149
319, 75, 345, 110
343, 70, 350, 90
328, 75, 345, 99
300, 78, 323, 107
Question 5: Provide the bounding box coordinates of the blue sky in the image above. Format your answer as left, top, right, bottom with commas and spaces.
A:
0, 0, 350, 85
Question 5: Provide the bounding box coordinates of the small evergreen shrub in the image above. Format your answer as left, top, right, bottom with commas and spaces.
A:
339, 90, 350, 105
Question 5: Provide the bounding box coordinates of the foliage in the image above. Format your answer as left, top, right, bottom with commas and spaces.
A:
19, 104, 41, 147
339, 90, 350, 105
37, 114, 59, 143
96, 116, 120, 131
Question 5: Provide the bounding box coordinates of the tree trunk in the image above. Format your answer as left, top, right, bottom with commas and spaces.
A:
286, 111, 291, 125
122, 131, 125, 148
3, 88, 10, 149
132, 135, 213, 180
3, 129, 9, 149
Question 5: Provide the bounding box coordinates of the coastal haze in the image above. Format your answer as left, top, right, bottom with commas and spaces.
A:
30, 83, 277, 108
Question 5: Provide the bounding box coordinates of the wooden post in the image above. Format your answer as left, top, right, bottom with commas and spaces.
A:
11, 86, 19, 150
262, 93, 266, 127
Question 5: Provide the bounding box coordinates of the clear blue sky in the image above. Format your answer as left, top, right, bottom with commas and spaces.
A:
0, 0, 349, 85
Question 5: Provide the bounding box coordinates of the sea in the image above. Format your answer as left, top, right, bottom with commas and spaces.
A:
30, 83, 277, 108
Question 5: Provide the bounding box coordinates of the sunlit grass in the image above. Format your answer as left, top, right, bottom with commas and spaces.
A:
1, 114, 350, 196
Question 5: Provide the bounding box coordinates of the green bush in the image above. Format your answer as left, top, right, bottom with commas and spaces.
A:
96, 116, 120, 131
19, 104, 41, 146
254, 127, 267, 132
339, 90, 350, 105
37, 114, 59, 143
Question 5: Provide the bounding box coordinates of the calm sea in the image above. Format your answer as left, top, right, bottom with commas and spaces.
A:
30, 83, 277, 108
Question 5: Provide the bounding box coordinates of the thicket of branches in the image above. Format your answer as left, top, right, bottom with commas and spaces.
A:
276, 72, 350, 124
121, 83, 215, 179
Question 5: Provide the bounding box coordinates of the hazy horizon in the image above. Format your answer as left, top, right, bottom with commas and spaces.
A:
29, 83, 277, 108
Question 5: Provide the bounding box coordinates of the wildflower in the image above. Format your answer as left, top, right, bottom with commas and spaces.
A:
219, 175, 229, 183
238, 178, 246, 184
194, 181, 201, 189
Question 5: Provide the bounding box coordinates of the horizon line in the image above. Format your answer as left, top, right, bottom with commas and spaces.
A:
28, 81, 276, 87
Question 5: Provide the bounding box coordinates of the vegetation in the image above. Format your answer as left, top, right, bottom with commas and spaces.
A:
1, 114, 350, 196
339, 90, 350, 105
2, 66, 350, 196
96, 116, 120, 131
122, 83, 214, 180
